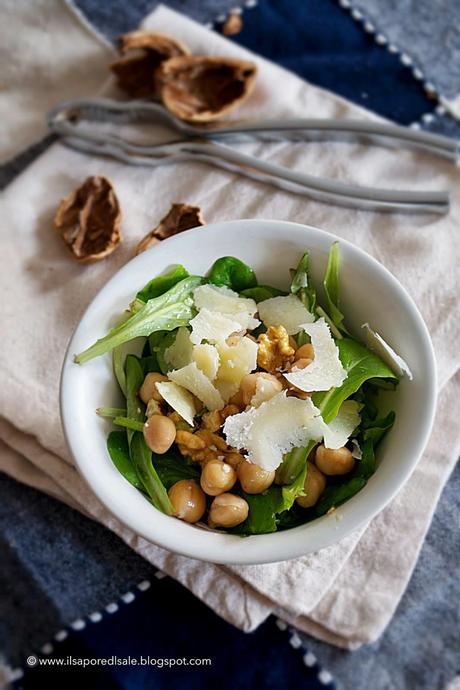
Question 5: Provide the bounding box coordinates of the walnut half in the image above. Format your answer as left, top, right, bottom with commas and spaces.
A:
158, 55, 257, 123
54, 176, 122, 263
135, 203, 205, 255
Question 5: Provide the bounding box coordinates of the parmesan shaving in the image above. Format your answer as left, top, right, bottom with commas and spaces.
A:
193, 284, 257, 317
155, 381, 197, 426
284, 318, 347, 391
192, 344, 220, 380
257, 294, 314, 335
322, 400, 361, 449
168, 362, 224, 410
223, 392, 324, 471
189, 308, 241, 345
362, 323, 413, 380
215, 336, 258, 385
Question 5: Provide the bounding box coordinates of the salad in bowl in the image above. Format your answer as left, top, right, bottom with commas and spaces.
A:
74, 241, 408, 536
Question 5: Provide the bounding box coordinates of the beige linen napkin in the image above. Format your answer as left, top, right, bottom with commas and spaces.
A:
1, 4, 459, 649
0, 0, 114, 163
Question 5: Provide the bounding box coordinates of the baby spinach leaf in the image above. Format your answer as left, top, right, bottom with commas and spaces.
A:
152, 452, 201, 490
361, 410, 396, 446
290, 251, 317, 313
354, 438, 376, 480
313, 338, 397, 424
233, 461, 308, 535
131, 265, 189, 312
130, 432, 174, 515
240, 285, 286, 301
315, 477, 367, 517
208, 256, 258, 291
75, 276, 201, 364
107, 430, 143, 491
323, 242, 349, 335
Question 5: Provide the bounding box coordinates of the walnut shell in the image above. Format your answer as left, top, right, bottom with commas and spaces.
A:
135, 203, 204, 255
158, 56, 257, 123
54, 176, 122, 263
222, 13, 243, 36
110, 31, 190, 98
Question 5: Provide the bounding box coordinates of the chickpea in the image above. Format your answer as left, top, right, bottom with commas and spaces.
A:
239, 372, 283, 406
168, 480, 206, 523
200, 459, 237, 496
289, 357, 313, 372
143, 414, 176, 454
139, 372, 168, 404
237, 460, 275, 494
296, 461, 326, 508
295, 343, 315, 361
315, 444, 355, 476
208, 493, 249, 528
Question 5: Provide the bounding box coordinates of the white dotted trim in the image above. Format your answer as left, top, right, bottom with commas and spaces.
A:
334, 0, 441, 127
274, 618, 335, 687
10, 571, 166, 685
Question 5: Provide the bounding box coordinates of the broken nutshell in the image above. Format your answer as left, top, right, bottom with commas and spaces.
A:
158, 56, 257, 123
111, 31, 190, 98
135, 203, 205, 255
54, 176, 122, 263
222, 13, 243, 36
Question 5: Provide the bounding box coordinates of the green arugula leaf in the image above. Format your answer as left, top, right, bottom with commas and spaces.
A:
131, 265, 189, 312
323, 241, 349, 335
130, 432, 173, 515
313, 338, 397, 424
125, 355, 145, 444
290, 251, 317, 313
107, 431, 143, 491
75, 276, 202, 364
275, 441, 316, 485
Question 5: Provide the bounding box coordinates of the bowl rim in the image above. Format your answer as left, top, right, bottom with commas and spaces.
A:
60, 219, 437, 564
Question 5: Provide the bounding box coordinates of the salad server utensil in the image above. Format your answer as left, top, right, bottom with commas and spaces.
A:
48, 97, 453, 214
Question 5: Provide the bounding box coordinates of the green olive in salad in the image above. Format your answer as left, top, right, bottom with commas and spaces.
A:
75, 243, 410, 535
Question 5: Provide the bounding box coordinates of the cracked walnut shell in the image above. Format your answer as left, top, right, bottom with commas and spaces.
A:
54, 176, 122, 263
158, 55, 257, 123
135, 203, 205, 255
111, 31, 190, 98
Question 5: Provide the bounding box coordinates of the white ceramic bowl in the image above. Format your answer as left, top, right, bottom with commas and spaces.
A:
61, 220, 436, 565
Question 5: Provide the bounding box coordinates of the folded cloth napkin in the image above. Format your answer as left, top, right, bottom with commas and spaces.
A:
0, 0, 114, 164
1, 4, 459, 649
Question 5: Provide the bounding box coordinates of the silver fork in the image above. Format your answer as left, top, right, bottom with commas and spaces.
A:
48, 97, 456, 214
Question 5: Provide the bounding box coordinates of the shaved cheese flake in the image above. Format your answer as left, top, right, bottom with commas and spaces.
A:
362, 323, 413, 380
189, 308, 241, 345
155, 381, 197, 426
322, 400, 361, 449
216, 336, 258, 385
164, 327, 193, 370
351, 439, 362, 460
228, 311, 260, 331
250, 376, 283, 408
285, 318, 347, 391
215, 379, 240, 403
169, 362, 224, 411
193, 284, 257, 317
192, 344, 220, 380
257, 294, 314, 335
223, 392, 324, 471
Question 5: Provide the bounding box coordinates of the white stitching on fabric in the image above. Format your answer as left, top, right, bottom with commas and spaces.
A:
10, 572, 164, 686
334, 0, 440, 127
